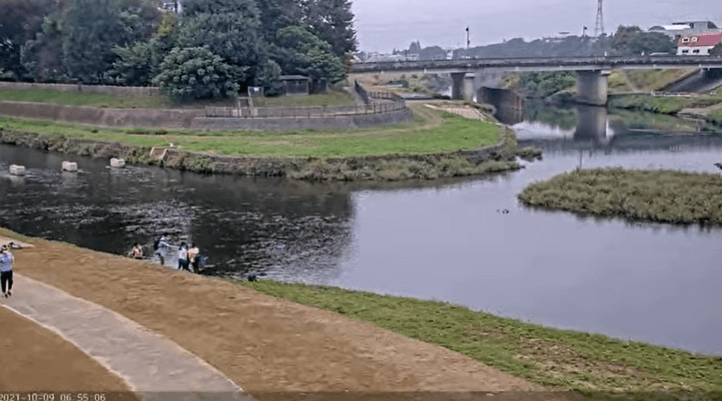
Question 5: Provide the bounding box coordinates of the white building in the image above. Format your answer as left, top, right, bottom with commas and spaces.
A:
677, 31, 722, 56
650, 21, 719, 39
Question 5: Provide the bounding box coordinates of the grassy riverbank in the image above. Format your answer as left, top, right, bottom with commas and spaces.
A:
518, 168, 722, 225
0, 104, 522, 180
0, 88, 355, 109
240, 280, 722, 396
0, 105, 498, 157
609, 94, 722, 115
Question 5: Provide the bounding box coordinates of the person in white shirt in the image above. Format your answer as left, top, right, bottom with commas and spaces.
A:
0, 245, 15, 297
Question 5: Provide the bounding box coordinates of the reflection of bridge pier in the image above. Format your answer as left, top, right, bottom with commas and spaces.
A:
574, 105, 610, 142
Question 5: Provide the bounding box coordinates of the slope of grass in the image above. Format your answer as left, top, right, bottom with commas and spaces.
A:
0, 104, 499, 158
624, 69, 697, 91
239, 280, 722, 396
519, 168, 722, 225
0, 89, 171, 109
253, 90, 356, 107
0, 88, 357, 109
610, 94, 722, 115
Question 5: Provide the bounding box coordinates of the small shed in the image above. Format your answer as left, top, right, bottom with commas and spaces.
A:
278, 75, 310, 96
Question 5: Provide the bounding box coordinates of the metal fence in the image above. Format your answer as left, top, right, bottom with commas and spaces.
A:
205, 82, 406, 119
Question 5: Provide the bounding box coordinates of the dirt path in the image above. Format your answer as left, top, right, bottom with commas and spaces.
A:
0, 307, 136, 394
0, 232, 538, 395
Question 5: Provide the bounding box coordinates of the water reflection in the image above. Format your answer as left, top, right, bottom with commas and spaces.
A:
2, 102, 722, 355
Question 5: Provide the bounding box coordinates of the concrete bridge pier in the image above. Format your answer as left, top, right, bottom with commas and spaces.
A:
451, 72, 466, 100
576, 70, 610, 106
463, 73, 476, 102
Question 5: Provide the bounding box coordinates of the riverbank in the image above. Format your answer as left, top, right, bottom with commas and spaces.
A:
609, 93, 722, 129
0, 227, 538, 396
2, 228, 721, 399
518, 168, 722, 225
239, 281, 722, 397
0, 104, 524, 181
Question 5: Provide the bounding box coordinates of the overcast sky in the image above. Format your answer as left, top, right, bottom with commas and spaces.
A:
351, 0, 722, 52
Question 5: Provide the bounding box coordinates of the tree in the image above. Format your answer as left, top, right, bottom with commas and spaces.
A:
21, 13, 67, 82
0, 0, 58, 79
610, 26, 673, 56
177, 0, 266, 89
711, 42, 722, 57
302, 0, 357, 56
153, 46, 239, 101
271, 26, 345, 84
255, 0, 303, 41
111, 41, 153, 86
62, 0, 128, 83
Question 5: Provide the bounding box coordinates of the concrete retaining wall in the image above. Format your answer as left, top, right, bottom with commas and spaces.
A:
0, 100, 412, 131
0, 82, 162, 97
0, 101, 203, 129
191, 108, 413, 131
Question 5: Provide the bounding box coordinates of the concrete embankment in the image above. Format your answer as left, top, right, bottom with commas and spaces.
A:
0, 127, 521, 181
0, 100, 413, 131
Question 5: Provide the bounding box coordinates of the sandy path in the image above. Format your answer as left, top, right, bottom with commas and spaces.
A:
1, 233, 538, 395
0, 307, 135, 394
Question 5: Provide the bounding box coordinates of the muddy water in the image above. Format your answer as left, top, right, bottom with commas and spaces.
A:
1, 104, 722, 356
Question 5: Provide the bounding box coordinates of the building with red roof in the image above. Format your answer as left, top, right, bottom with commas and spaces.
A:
677, 31, 722, 55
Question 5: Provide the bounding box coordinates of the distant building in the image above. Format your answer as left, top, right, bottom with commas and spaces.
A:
158, 0, 181, 13
278, 75, 310, 96
650, 21, 719, 39
677, 31, 722, 56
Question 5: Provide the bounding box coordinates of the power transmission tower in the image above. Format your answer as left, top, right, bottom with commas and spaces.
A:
595, 0, 604, 37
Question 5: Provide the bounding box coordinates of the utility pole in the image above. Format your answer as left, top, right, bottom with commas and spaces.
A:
595, 0, 604, 37
466, 26, 470, 49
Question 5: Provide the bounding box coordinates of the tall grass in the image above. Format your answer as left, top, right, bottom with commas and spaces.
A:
519, 168, 722, 225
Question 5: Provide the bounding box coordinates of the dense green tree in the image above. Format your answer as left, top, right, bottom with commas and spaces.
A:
271, 26, 345, 84
255, 0, 303, 41
21, 13, 67, 81
302, 0, 357, 56
111, 41, 153, 85
62, 0, 129, 83
178, 0, 265, 89
610, 26, 674, 56
153, 46, 239, 101
0, 0, 58, 79
520, 71, 577, 98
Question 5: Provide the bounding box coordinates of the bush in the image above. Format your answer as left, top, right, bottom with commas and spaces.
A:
153, 47, 240, 102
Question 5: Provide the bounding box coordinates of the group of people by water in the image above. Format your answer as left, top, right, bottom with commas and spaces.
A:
128, 235, 205, 273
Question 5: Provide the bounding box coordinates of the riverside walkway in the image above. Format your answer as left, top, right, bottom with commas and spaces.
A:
0, 234, 544, 399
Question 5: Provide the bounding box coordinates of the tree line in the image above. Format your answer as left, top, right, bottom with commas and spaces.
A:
0, 0, 356, 101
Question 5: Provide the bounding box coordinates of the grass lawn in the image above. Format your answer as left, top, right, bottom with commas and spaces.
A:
0, 88, 171, 109
252, 90, 356, 107
0, 88, 356, 109
610, 92, 722, 115
239, 280, 722, 395
0, 104, 499, 158
518, 168, 722, 225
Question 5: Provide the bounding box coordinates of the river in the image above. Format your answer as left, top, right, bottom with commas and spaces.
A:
1, 101, 721, 357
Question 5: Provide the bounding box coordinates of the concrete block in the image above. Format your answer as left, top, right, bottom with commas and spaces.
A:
62, 161, 78, 172
110, 158, 126, 168
9, 165, 26, 176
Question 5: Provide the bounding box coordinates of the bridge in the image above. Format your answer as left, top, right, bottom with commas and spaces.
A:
349, 56, 722, 106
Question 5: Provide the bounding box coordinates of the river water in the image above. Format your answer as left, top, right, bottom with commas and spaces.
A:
1, 102, 721, 356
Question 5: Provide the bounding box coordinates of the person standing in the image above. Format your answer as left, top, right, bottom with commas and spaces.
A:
178, 242, 189, 271
155, 234, 170, 266
187, 243, 199, 273
0, 245, 15, 297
